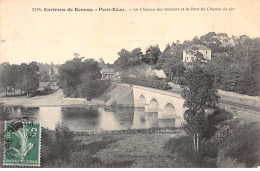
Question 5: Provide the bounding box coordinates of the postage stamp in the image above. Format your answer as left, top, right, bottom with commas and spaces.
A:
3, 120, 41, 167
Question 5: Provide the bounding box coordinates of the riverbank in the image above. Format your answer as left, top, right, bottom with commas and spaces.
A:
0, 84, 133, 108
0, 89, 103, 107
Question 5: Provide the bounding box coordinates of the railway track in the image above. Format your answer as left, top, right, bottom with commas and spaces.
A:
167, 85, 260, 113
219, 99, 260, 112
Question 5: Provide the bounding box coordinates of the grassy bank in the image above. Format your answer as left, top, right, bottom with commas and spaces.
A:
98, 83, 134, 107
40, 123, 189, 168
164, 109, 260, 168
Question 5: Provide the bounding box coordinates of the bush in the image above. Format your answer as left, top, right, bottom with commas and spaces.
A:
164, 136, 218, 167
61, 79, 111, 100
79, 79, 111, 101
41, 123, 75, 167
178, 77, 186, 86
55, 123, 75, 159
202, 109, 233, 140
121, 77, 171, 90
164, 136, 194, 161
41, 128, 54, 166
200, 141, 218, 159
164, 109, 235, 167
219, 120, 260, 167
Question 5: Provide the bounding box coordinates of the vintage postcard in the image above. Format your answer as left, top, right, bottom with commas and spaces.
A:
0, 0, 260, 168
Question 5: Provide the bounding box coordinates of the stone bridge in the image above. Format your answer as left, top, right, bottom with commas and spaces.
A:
133, 85, 185, 127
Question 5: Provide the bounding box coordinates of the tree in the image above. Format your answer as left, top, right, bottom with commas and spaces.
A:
155, 43, 185, 82
98, 58, 106, 69
0, 63, 10, 95
192, 36, 202, 45
142, 45, 161, 65
59, 57, 107, 100
114, 49, 131, 70
0, 63, 40, 96
114, 48, 143, 70
21, 62, 40, 97
206, 52, 231, 87
181, 65, 219, 152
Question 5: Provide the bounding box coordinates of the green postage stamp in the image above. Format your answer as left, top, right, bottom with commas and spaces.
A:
3, 120, 41, 167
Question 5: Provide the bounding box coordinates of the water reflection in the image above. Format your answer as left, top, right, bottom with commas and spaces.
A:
99, 110, 124, 131
37, 107, 62, 130
132, 108, 175, 129
61, 107, 100, 132
0, 106, 176, 132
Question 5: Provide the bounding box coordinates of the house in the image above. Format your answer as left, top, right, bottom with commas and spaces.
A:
183, 45, 211, 63
101, 68, 115, 79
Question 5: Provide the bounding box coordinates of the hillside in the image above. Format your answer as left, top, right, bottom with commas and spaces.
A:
113, 32, 260, 96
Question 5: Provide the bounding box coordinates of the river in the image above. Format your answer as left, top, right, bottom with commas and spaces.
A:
0, 106, 176, 132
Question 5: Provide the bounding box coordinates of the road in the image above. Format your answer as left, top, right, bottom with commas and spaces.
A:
0, 89, 90, 107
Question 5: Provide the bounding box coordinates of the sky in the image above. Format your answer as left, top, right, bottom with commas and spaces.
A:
1, 0, 260, 64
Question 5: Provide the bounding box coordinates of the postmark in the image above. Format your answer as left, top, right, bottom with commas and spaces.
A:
3, 118, 41, 167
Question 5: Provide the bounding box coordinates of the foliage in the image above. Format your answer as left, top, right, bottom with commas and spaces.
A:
217, 120, 260, 167
180, 65, 219, 153
155, 43, 185, 83
204, 35, 260, 96
0, 62, 40, 96
41, 125, 131, 168
201, 109, 233, 140
164, 109, 234, 167
164, 136, 194, 161
20, 62, 40, 96
181, 65, 220, 134
142, 45, 161, 65
121, 77, 171, 90
59, 57, 110, 100
54, 123, 75, 159
114, 45, 161, 71
164, 136, 217, 167
113, 32, 260, 96
41, 123, 75, 166
78, 79, 111, 101
114, 48, 142, 70
164, 110, 259, 168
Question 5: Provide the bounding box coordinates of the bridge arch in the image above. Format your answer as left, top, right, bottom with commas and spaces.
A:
138, 95, 146, 107
163, 103, 177, 116
150, 98, 159, 111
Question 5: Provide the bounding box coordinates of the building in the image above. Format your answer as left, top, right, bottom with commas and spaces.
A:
183, 45, 211, 63
101, 68, 115, 80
